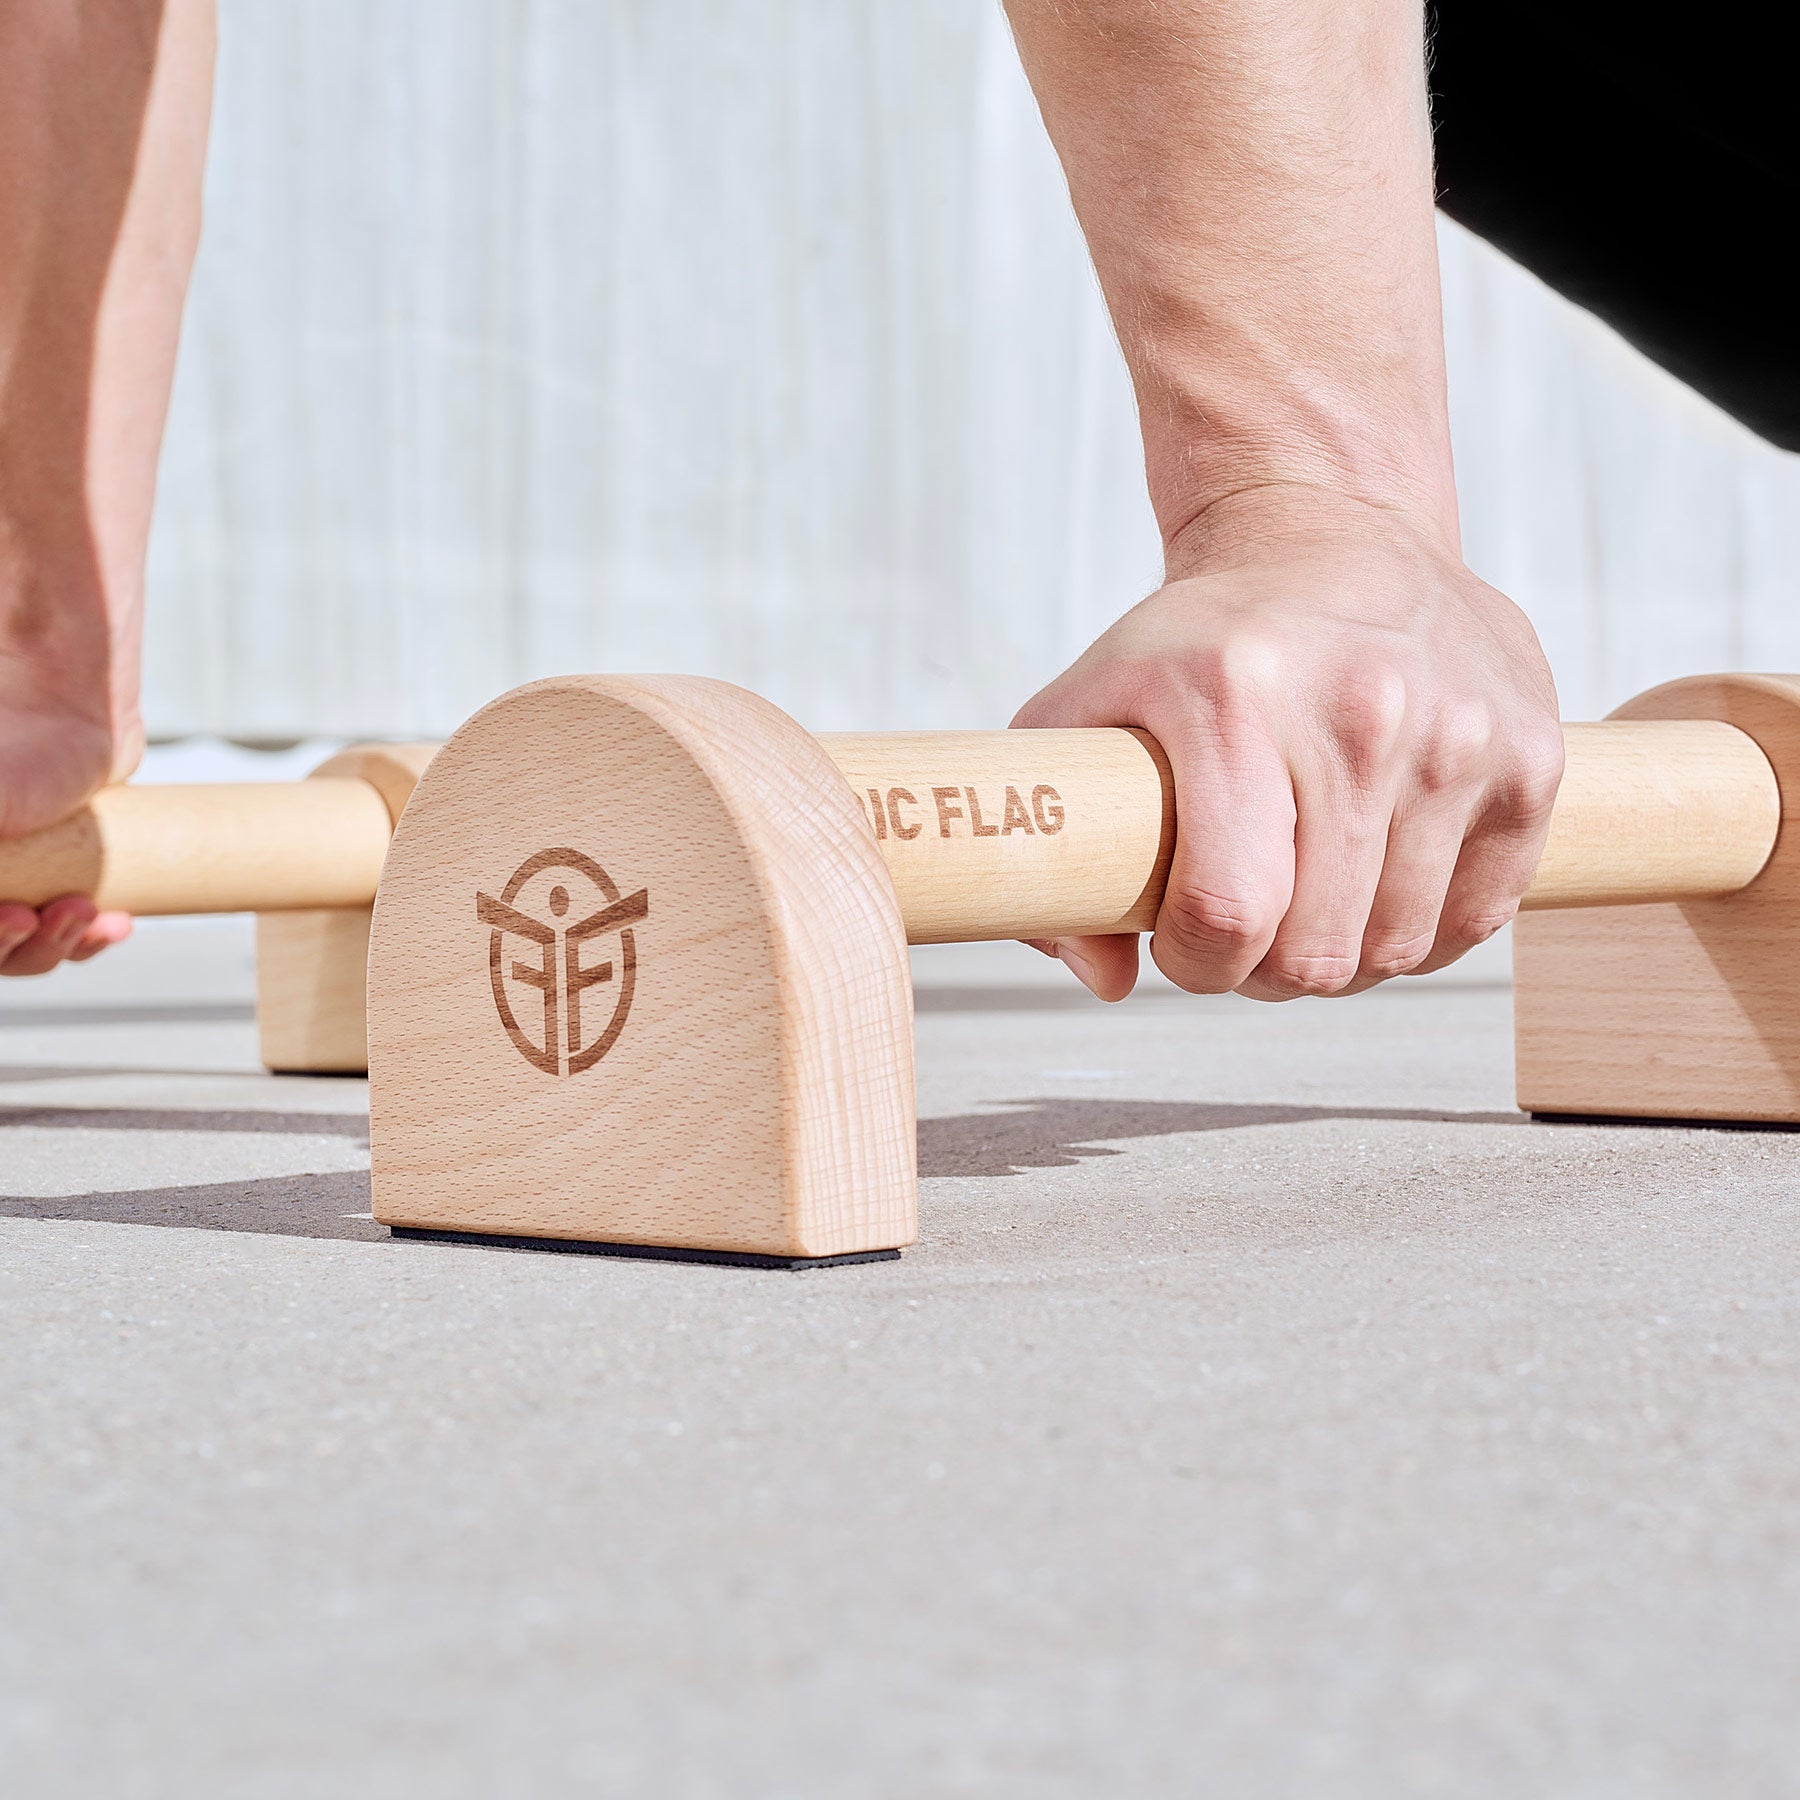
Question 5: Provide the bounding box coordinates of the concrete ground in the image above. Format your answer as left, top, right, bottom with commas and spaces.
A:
3, 919, 1798, 1799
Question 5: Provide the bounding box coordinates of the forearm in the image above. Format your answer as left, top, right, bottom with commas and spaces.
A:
1006, 0, 1560, 1007
0, 0, 214, 778
1003, 0, 1457, 562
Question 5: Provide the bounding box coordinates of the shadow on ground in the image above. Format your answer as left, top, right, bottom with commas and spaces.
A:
913, 980, 1507, 1013
1, 1171, 383, 1242
918, 1097, 1531, 1178
0, 1108, 376, 1241
1, 1099, 1542, 1243
0, 1105, 366, 1139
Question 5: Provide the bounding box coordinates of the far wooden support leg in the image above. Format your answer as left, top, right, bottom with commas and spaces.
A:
254, 744, 438, 1075
1514, 674, 1800, 1124
257, 907, 375, 1074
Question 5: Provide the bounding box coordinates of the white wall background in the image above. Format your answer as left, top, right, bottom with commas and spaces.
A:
143, 0, 1800, 743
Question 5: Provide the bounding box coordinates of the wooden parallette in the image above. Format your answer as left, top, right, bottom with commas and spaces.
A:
361, 674, 1795, 1262
0, 742, 438, 1075
2, 670, 1796, 1261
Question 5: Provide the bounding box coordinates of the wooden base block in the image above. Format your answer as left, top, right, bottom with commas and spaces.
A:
256, 907, 373, 1073
253, 744, 438, 1075
1515, 674, 1800, 1123
367, 676, 917, 1261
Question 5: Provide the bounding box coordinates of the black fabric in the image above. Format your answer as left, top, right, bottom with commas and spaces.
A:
1429, 4, 1799, 450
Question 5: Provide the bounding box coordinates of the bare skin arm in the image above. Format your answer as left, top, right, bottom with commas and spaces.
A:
0, 2, 1553, 996
0, 0, 213, 975
1003, 0, 1564, 1000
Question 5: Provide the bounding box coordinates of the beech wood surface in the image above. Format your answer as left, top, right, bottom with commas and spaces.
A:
0, 718, 1779, 934
1521, 720, 1778, 909
822, 719, 1778, 942
255, 744, 439, 1073
1514, 674, 1800, 1123
367, 675, 915, 1259
0, 780, 393, 915
819, 729, 1175, 942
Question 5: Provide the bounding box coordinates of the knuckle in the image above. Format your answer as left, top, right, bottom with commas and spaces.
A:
1160, 885, 1274, 957
1256, 948, 1361, 999
1211, 630, 1289, 700
1325, 669, 1410, 782
1359, 928, 1437, 981
1440, 904, 1519, 952
1413, 698, 1497, 794
1490, 723, 1566, 826
1155, 883, 1282, 989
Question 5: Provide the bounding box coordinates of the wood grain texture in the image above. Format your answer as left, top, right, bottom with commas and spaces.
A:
0, 720, 1770, 929
256, 906, 380, 1073
1515, 675, 1800, 1122
818, 729, 1175, 942
367, 676, 915, 1259
1521, 721, 1778, 908
0, 782, 392, 914
254, 744, 438, 1073
306, 743, 441, 825
823, 720, 1776, 941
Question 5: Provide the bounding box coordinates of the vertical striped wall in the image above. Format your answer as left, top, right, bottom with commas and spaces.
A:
142, 0, 1800, 741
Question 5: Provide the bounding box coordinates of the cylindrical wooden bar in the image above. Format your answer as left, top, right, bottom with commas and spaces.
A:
0, 719, 1779, 933
0, 779, 393, 914
819, 729, 1176, 943
1518, 720, 1779, 909
822, 718, 1781, 944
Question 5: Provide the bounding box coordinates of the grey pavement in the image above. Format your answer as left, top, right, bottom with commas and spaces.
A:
3, 922, 1797, 1798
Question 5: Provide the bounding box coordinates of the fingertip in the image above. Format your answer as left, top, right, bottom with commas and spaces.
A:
94, 909, 134, 943
68, 912, 133, 962
1054, 935, 1139, 1003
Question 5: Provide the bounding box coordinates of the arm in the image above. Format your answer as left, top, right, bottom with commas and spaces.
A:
1004, 0, 1563, 999
0, 0, 213, 975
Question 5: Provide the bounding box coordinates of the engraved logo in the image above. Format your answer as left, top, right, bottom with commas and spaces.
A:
476, 849, 649, 1075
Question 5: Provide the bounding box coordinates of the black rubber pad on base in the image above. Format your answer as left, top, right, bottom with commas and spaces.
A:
389, 1226, 903, 1269
1530, 1112, 1799, 1134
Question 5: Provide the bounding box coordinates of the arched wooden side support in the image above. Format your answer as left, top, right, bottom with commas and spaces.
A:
365, 675, 916, 1265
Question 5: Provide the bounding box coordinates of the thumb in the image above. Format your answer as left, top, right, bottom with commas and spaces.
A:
1024, 933, 1140, 1002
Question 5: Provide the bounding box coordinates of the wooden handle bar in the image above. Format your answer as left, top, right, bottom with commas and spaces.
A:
821, 718, 1782, 944
1526, 722, 1779, 909
0, 780, 394, 914
0, 720, 1778, 933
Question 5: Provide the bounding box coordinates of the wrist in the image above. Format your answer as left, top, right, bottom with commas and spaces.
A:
0, 531, 144, 784
1141, 372, 1462, 565
1155, 472, 1461, 586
